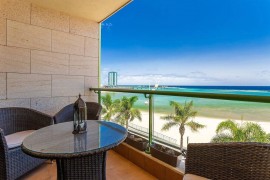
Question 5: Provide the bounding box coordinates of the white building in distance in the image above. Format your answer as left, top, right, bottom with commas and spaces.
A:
108, 72, 117, 87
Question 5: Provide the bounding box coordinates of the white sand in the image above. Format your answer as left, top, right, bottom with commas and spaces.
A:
131, 111, 270, 148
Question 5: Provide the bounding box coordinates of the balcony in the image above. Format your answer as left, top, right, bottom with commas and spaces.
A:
1, 0, 270, 180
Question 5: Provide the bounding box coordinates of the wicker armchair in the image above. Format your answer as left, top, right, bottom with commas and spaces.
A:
185, 142, 270, 180
54, 102, 102, 124
0, 107, 53, 180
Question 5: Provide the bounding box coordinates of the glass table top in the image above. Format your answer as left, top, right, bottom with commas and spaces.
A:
22, 121, 127, 158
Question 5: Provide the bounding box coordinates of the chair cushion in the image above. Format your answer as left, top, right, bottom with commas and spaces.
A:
183, 174, 210, 180
5, 130, 35, 149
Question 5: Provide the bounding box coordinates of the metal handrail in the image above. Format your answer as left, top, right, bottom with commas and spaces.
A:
129, 123, 177, 144
90, 87, 270, 103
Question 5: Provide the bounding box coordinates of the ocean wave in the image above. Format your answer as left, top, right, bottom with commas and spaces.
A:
219, 89, 270, 93
166, 87, 187, 90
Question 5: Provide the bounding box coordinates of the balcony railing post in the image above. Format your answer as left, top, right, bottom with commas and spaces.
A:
92, 90, 101, 104
145, 94, 154, 153
98, 91, 101, 104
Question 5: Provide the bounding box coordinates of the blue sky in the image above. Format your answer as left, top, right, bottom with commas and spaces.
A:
101, 0, 270, 86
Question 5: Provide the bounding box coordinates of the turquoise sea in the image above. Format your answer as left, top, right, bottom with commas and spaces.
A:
102, 86, 270, 121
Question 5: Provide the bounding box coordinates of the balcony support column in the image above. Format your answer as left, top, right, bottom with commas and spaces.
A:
98, 23, 102, 104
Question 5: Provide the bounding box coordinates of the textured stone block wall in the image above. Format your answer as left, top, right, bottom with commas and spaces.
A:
0, 0, 99, 115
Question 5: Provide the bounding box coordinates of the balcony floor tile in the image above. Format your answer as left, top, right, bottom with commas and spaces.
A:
21, 150, 157, 180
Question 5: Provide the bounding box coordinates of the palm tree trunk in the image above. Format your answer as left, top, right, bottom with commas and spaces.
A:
126, 119, 129, 130
180, 134, 183, 152
179, 125, 185, 152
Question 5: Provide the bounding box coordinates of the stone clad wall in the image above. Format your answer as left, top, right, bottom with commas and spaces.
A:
0, 0, 99, 115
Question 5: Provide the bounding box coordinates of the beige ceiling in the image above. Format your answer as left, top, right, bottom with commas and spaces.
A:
30, 0, 132, 22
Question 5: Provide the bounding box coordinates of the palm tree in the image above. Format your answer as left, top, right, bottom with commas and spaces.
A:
211, 120, 270, 143
101, 93, 120, 120
161, 101, 205, 152
115, 96, 142, 129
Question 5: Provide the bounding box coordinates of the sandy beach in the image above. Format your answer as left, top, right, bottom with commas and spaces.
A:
130, 111, 270, 148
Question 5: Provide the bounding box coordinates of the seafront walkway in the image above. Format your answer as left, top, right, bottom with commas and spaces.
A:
129, 123, 178, 145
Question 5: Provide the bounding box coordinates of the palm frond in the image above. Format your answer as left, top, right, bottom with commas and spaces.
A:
101, 108, 107, 115
213, 120, 270, 143
112, 99, 120, 107
130, 108, 142, 122
101, 93, 121, 120
169, 101, 182, 108
243, 122, 269, 142
161, 100, 201, 147
129, 96, 138, 106
170, 101, 183, 117
101, 94, 112, 109
184, 101, 194, 112
266, 134, 270, 142
160, 114, 176, 121
215, 120, 238, 135
211, 133, 234, 143
186, 121, 205, 132
161, 122, 179, 131
113, 95, 141, 128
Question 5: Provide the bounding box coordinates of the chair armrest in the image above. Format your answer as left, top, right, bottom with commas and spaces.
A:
0, 108, 53, 135
28, 109, 54, 130
0, 128, 8, 180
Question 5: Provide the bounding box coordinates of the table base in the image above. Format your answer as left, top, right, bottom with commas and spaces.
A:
56, 152, 107, 180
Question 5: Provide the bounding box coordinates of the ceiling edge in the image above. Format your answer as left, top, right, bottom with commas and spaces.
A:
98, 0, 133, 23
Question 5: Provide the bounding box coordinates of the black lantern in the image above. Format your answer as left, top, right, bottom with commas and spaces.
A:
73, 94, 87, 134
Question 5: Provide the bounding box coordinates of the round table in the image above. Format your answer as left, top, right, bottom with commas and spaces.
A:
22, 120, 127, 180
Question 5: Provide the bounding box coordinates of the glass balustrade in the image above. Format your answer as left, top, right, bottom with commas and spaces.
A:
91, 87, 270, 170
